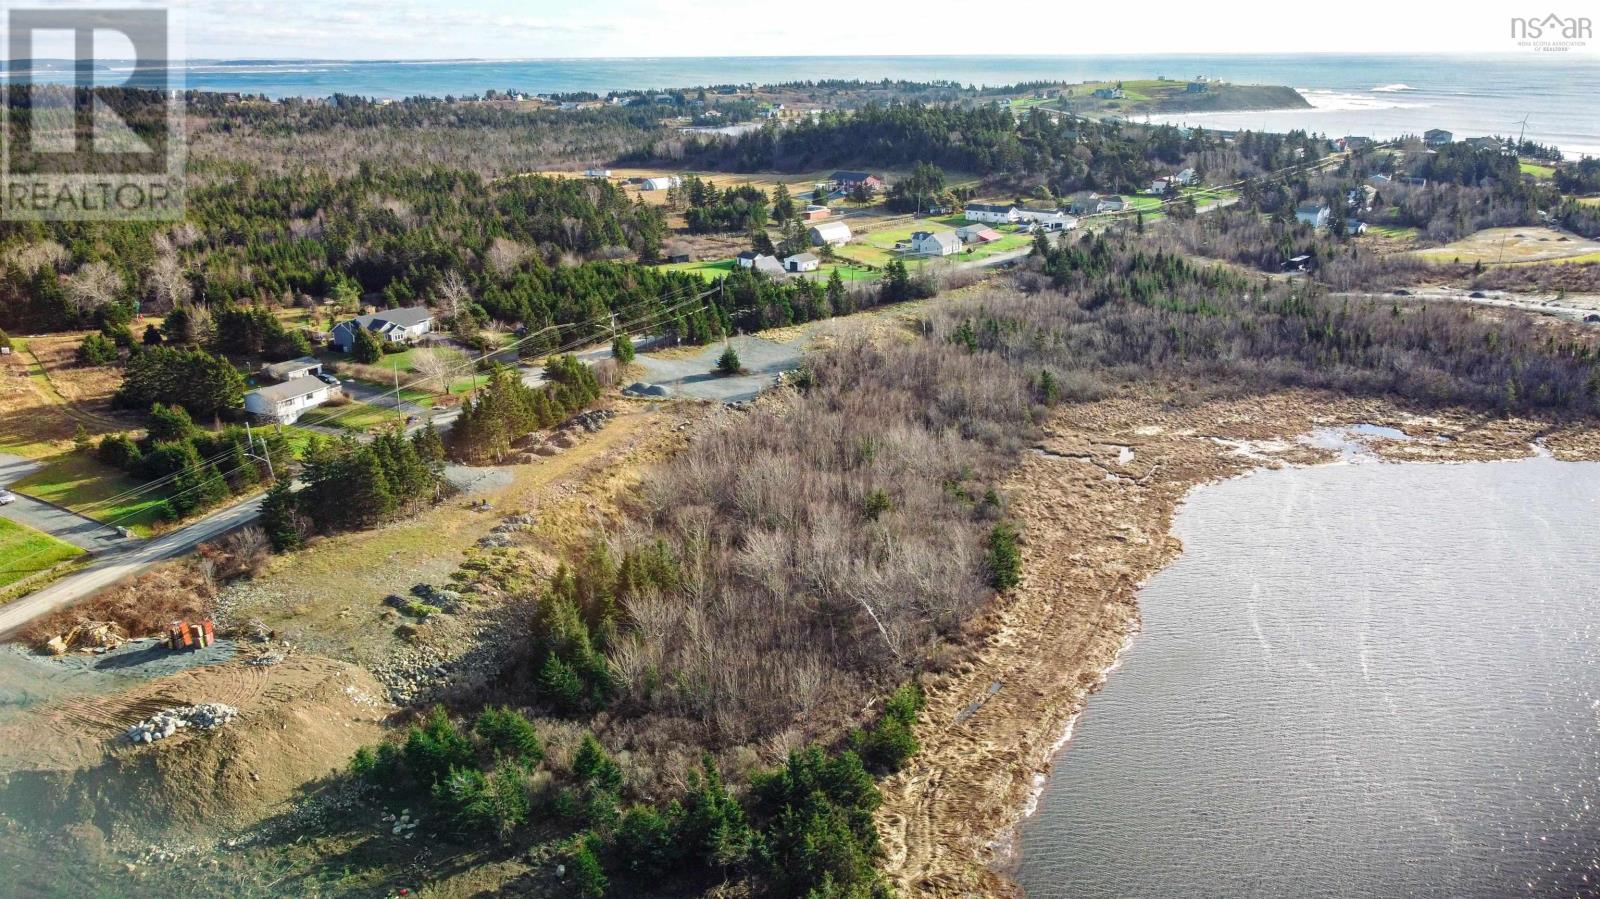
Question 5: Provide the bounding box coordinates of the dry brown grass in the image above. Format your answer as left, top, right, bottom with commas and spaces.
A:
21, 558, 215, 649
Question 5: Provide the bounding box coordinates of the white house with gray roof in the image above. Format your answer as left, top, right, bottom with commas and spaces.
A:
244, 378, 338, 424
911, 230, 962, 256
331, 307, 435, 353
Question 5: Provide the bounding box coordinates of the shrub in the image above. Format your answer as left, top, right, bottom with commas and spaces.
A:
611, 331, 635, 364
567, 834, 609, 898
716, 344, 742, 375
851, 684, 925, 774
96, 433, 142, 470
403, 706, 474, 784
75, 332, 117, 366
474, 706, 544, 766
986, 521, 1022, 591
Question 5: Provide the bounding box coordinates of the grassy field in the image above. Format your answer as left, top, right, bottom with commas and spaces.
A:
299, 401, 406, 432
1369, 224, 1421, 241
0, 517, 84, 591
1520, 161, 1556, 180
663, 259, 737, 281
10, 451, 171, 536
1413, 226, 1600, 265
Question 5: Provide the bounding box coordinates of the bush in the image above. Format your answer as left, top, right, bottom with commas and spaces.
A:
716, 344, 742, 375
611, 332, 635, 364
403, 706, 474, 784
75, 332, 118, 366
351, 326, 383, 363
474, 706, 544, 766
851, 684, 925, 774
568, 834, 609, 898
986, 521, 1022, 591
96, 433, 142, 470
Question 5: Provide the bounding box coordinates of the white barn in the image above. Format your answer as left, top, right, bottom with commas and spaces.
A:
808, 220, 853, 247
641, 176, 681, 191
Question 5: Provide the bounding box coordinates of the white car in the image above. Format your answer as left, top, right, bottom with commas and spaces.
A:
0, 489, 15, 505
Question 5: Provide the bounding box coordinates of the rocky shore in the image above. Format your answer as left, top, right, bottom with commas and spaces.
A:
875, 387, 1600, 897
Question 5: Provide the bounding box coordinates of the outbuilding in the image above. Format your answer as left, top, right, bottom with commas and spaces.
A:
808, 220, 853, 247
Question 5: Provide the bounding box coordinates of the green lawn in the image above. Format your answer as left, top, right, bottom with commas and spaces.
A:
1520, 161, 1556, 180
1369, 224, 1421, 240
663, 259, 736, 281
10, 452, 170, 536
0, 517, 84, 591
299, 401, 406, 432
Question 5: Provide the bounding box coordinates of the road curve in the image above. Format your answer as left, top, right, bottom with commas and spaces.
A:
0, 493, 266, 638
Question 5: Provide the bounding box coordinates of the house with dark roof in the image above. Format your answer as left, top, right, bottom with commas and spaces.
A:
331, 307, 434, 353
964, 203, 1018, 224
1423, 129, 1453, 147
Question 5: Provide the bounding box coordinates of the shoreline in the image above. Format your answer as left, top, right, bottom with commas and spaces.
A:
875, 387, 1600, 897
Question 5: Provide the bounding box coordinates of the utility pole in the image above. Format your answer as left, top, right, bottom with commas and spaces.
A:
245, 421, 274, 482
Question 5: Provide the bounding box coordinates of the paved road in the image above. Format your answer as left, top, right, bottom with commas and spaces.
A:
340, 378, 430, 415
0, 454, 132, 554
0, 491, 266, 638
1332, 288, 1600, 323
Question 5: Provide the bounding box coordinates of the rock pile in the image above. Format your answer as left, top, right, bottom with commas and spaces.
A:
124, 703, 239, 744
567, 408, 616, 432
623, 381, 671, 398
410, 583, 465, 613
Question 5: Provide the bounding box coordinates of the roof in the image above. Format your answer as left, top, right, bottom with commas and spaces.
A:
957, 225, 1002, 241
965, 203, 1015, 214
829, 171, 875, 182
918, 231, 962, 252
809, 220, 852, 238
262, 356, 321, 380
736, 250, 760, 261
752, 255, 785, 275
342, 306, 433, 333
248, 378, 330, 404
1296, 202, 1330, 214
784, 252, 819, 265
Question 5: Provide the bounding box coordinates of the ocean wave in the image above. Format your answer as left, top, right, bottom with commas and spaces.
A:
1371, 83, 1418, 92
1302, 89, 1429, 111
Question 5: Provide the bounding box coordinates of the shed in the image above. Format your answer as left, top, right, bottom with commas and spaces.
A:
808, 220, 853, 247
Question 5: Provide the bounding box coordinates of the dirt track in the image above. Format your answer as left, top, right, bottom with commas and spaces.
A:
876, 388, 1600, 896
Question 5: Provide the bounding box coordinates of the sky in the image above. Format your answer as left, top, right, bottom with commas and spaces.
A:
9, 0, 1598, 59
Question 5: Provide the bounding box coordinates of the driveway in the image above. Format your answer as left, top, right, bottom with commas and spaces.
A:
0, 454, 132, 554
632, 335, 804, 403
339, 379, 430, 415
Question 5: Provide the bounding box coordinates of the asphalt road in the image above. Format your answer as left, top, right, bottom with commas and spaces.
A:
0, 491, 266, 638
0, 454, 131, 554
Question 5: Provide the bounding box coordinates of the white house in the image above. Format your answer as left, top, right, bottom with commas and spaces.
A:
784, 252, 821, 273
584, 168, 612, 178
331, 307, 434, 353
910, 231, 961, 256
1096, 195, 1127, 213
1149, 177, 1174, 195
808, 220, 853, 247
964, 203, 1018, 224
641, 176, 680, 191
1015, 209, 1078, 231
1296, 202, 1332, 229
244, 378, 337, 424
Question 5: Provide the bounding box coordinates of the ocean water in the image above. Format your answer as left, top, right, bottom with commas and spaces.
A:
1017, 448, 1600, 898
31, 53, 1600, 158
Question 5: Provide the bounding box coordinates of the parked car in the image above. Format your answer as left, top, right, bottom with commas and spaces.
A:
0, 489, 16, 505
1469, 291, 1488, 299
316, 373, 341, 386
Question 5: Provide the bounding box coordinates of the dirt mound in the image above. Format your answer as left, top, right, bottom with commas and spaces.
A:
0, 654, 391, 841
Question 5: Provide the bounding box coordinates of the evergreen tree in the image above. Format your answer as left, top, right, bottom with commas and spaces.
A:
351, 325, 383, 363
611, 331, 635, 364
716, 344, 742, 375
260, 476, 302, 551
75, 332, 118, 366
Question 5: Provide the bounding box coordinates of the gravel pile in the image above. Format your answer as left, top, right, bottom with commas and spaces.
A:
124, 703, 239, 744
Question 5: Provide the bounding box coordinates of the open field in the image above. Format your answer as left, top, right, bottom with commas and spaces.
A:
9, 452, 171, 537
1413, 226, 1600, 265
0, 518, 84, 591
0, 335, 140, 459
1520, 161, 1556, 180
298, 399, 405, 432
